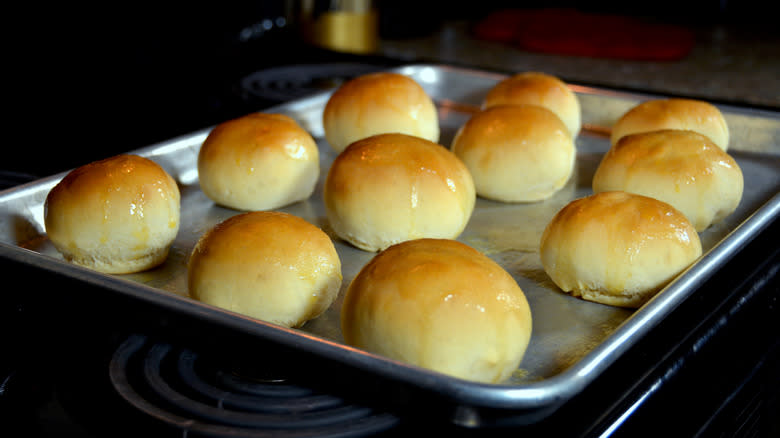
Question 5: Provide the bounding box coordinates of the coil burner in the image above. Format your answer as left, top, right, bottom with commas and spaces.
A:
109, 334, 400, 437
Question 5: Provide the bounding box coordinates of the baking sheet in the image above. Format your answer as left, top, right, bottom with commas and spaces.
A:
2, 64, 779, 419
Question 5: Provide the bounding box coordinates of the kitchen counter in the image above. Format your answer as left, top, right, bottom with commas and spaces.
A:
376, 19, 780, 110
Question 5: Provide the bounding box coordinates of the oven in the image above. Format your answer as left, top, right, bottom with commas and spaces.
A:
2, 5, 779, 437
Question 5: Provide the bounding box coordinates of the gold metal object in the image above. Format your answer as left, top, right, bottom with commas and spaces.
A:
299, 0, 378, 54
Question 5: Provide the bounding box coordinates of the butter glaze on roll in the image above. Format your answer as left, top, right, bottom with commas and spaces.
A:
611, 98, 729, 150
188, 211, 342, 328
322, 72, 440, 153
341, 238, 532, 383
451, 104, 575, 202
482, 72, 581, 138
323, 133, 475, 252
593, 130, 743, 231
540, 191, 702, 308
44, 154, 181, 274
197, 113, 319, 211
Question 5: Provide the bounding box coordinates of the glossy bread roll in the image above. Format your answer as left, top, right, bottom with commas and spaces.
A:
341, 238, 532, 383
593, 130, 743, 231
197, 113, 319, 211
187, 211, 342, 328
44, 154, 180, 274
610, 98, 729, 150
451, 104, 575, 202
323, 133, 475, 252
540, 191, 702, 308
322, 72, 440, 153
482, 71, 581, 137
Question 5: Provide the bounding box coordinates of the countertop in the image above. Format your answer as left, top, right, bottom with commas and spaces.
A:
376, 19, 780, 110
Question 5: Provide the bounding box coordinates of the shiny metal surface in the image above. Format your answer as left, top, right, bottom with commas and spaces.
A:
1, 64, 778, 418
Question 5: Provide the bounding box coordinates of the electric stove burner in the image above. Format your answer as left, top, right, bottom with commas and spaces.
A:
239, 63, 386, 102
109, 334, 400, 437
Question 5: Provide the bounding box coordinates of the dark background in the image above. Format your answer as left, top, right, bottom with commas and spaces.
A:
9, 0, 776, 177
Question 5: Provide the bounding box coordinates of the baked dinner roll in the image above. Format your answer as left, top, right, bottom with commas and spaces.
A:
593, 130, 743, 231
44, 154, 180, 274
197, 113, 319, 211
187, 211, 342, 328
341, 238, 532, 383
323, 133, 475, 252
482, 71, 581, 137
611, 98, 729, 150
451, 104, 575, 202
540, 191, 702, 308
322, 72, 439, 153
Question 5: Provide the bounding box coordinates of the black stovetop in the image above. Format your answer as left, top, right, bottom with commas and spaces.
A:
3, 10, 780, 437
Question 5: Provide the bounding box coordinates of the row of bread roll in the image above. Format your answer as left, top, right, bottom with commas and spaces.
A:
321, 72, 476, 252
188, 111, 342, 328
540, 98, 741, 308
44, 110, 323, 274
41, 114, 337, 330
45, 155, 343, 328
595, 98, 742, 231
451, 72, 580, 203
322, 74, 532, 383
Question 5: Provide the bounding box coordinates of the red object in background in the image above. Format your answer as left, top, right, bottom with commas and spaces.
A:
472, 8, 695, 61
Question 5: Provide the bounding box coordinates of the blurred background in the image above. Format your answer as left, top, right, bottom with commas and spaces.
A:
10, 0, 779, 178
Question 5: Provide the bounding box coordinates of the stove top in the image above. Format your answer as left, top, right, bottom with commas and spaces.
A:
3, 18, 779, 436
3, 329, 404, 437
110, 334, 400, 436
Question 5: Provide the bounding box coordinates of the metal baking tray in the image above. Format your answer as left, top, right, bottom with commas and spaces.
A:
2, 64, 779, 424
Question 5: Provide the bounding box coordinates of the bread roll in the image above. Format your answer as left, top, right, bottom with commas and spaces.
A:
197, 113, 319, 211
593, 130, 743, 231
187, 211, 341, 328
44, 154, 180, 274
341, 238, 532, 383
322, 72, 440, 153
482, 72, 581, 137
610, 98, 729, 150
540, 191, 702, 308
451, 104, 575, 202
323, 133, 475, 252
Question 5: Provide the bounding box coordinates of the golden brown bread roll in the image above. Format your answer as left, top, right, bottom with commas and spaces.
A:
197, 113, 319, 211
323, 133, 475, 252
44, 154, 181, 274
482, 71, 581, 137
341, 238, 532, 383
451, 104, 576, 202
540, 191, 702, 308
610, 98, 729, 150
187, 211, 342, 328
322, 72, 440, 153
593, 130, 743, 231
